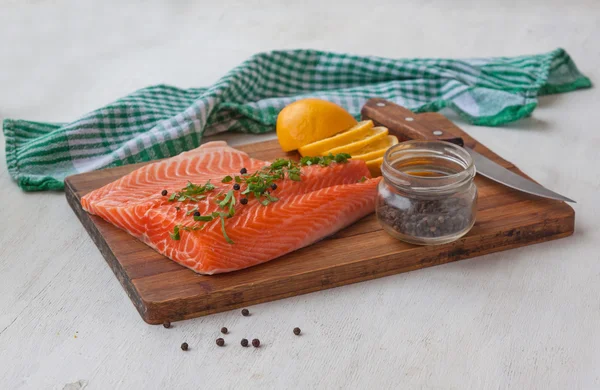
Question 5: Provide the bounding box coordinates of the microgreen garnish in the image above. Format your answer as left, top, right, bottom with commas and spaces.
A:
219, 214, 234, 244
168, 180, 215, 202
218, 190, 234, 208
193, 214, 214, 222
170, 224, 205, 240
170, 225, 181, 240
169, 153, 351, 243
299, 153, 351, 167
332, 153, 352, 163
186, 206, 198, 216
299, 156, 319, 166
216, 190, 236, 217
358, 176, 367, 183
265, 193, 278, 202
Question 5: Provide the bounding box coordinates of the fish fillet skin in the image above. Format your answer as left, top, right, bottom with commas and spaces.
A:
81, 141, 379, 274
143, 177, 380, 274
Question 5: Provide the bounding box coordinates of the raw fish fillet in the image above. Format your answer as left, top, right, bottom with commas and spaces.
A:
82, 141, 380, 274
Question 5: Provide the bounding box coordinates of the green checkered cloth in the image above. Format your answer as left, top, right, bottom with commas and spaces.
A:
3, 48, 590, 191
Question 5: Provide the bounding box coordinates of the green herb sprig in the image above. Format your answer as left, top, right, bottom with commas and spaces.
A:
169, 224, 203, 240
169, 153, 352, 243
299, 153, 351, 167
168, 180, 215, 202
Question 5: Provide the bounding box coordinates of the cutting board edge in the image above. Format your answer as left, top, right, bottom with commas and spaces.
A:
65, 179, 149, 321
132, 210, 574, 324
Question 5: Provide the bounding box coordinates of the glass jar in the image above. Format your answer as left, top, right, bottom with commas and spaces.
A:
376, 140, 477, 245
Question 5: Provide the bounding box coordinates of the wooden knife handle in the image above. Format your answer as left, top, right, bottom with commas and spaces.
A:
361, 98, 464, 146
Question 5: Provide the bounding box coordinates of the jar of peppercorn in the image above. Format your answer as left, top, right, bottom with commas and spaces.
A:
376, 140, 477, 245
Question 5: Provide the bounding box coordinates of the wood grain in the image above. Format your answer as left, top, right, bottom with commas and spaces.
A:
64, 123, 575, 324
361, 98, 465, 146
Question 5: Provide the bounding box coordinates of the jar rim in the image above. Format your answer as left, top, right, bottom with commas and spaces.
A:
381, 140, 475, 194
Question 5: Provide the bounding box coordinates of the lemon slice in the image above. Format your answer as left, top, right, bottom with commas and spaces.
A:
352, 135, 397, 155
366, 157, 384, 177
324, 127, 389, 156
298, 120, 374, 156
351, 135, 399, 161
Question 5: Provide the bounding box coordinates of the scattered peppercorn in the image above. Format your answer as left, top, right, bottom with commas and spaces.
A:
175, 207, 180, 211
293, 327, 301, 335
193, 211, 200, 217
241, 338, 249, 347
216, 338, 225, 347
240, 167, 247, 174
221, 327, 228, 334
241, 308, 250, 316
270, 183, 277, 190
240, 198, 248, 205
181, 342, 188, 351
252, 339, 260, 348
163, 321, 171, 329
161, 190, 168, 196
233, 183, 240, 191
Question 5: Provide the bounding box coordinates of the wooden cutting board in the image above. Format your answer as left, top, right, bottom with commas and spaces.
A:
65, 117, 575, 324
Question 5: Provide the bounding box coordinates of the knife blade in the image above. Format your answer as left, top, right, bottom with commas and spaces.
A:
361, 98, 575, 203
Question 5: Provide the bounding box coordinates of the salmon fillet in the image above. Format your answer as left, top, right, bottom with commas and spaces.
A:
81, 141, 266, 237
82, 141, 380, 274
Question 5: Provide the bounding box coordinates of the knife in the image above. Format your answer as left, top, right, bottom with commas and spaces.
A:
361, 98, 575, 203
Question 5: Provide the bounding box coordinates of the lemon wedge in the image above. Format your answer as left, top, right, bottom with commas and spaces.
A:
298, 120, 374, 156
324, 127, 389, 156
351, 135, 399, 161
365, 157, 384, 177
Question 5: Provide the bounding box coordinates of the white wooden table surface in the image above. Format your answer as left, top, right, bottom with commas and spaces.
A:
1, 1, 599, 389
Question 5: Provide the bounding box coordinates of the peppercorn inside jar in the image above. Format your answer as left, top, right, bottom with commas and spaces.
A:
376, 140, 477, 245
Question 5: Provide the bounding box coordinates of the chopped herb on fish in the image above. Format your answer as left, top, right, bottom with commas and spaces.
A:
219, 214, 234, 244
170, 224, 204, 240
265, 193, 278, 202
299, 153, 351, 167
193, 214, 214, 222
186, 207, 198, 216
218, 190, 234, 209
234, 154, 349, 202
170, 154, 351, 243
169, 180, 215, 202
170, 225, 181, 240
